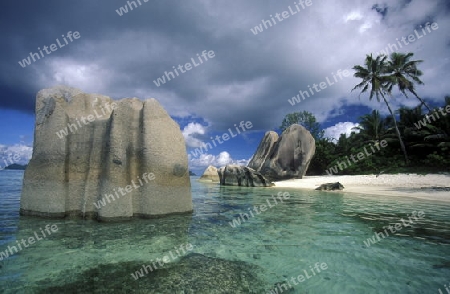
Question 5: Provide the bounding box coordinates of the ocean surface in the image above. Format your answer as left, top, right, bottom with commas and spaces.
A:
1, 170, 450, 293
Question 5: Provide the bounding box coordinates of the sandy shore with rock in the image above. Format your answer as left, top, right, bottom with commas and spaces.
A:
273, 173, 450, 202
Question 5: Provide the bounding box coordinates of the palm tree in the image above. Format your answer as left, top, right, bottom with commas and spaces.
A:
352, 54, 409, 164
397, 105, 423, 127
386, 52, 431, 112
352, 110, 396, 144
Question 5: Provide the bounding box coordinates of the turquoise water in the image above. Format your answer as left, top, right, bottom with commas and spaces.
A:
1, 170, 450, 293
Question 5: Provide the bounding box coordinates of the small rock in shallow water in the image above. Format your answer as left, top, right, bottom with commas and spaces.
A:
315, 182, 344, 191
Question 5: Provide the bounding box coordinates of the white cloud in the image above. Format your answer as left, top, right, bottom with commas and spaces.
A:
324, 122, 360, 141
216, 151, 232, 166
188, 151, 249, 170
182, 122, 207, 148
0, 144, 33, 167
38, 58, 115, 96
344, 11, 363, 22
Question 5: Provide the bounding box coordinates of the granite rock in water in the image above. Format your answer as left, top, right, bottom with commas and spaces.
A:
315, 182, 344, 191
248, 124, 315, 180
199, 165, 220, 182
20, 85, 192, 220
218, 165, 273, 187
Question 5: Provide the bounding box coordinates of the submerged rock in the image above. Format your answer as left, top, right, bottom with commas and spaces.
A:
29, 253, 268, 293
20, 85, 192, 221
315, 182, 344, 191
218, 165, 273, 187
248, 124, 315, 181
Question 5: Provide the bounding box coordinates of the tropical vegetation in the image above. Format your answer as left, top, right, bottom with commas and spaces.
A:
280, 52, 450, 175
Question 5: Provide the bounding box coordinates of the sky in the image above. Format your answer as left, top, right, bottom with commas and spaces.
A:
1, 0, 449, 174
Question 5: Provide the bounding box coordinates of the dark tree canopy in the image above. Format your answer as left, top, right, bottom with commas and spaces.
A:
279, 111, 324, 140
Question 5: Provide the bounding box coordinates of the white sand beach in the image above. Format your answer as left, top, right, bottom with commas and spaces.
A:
273, 173, 450, 202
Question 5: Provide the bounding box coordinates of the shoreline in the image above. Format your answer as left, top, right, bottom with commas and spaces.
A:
273, 173, 450, 203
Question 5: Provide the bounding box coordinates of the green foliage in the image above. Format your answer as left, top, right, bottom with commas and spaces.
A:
307, 138, 336, 175
325, 141, 400, 175
297, 98, 450, 176
279, 63, 449, 175
353, 110, 395, 144
279, 111, 324, 140
423, 152, 450, 167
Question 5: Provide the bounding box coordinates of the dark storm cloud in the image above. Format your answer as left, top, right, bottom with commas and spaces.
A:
1, 0, 449, 132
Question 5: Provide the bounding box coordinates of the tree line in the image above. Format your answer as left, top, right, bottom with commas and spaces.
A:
280, 52, 450, 175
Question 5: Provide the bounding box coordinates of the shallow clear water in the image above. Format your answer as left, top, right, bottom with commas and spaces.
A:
1, 171, 450, 293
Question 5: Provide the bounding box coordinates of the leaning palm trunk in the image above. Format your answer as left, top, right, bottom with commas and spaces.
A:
412, 91, 448, 136
381, 93, 409, 164
412, 91, 431, 112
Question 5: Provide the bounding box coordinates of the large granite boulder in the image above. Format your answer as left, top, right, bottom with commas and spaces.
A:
247, 124, 315, 180
217, 165, 273, 187
199, 165, 220, 182
20, 85, 192, 221
246, 131, 278, 172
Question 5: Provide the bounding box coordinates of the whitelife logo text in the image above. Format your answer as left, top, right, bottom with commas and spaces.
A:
18, 31, 81, 68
